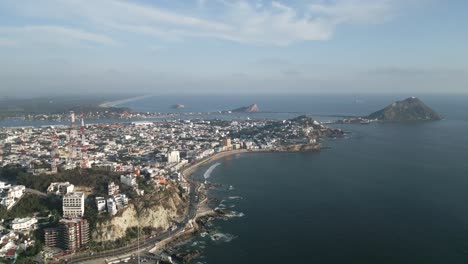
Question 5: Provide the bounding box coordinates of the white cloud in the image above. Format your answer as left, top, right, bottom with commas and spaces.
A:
1, 0, 409, 46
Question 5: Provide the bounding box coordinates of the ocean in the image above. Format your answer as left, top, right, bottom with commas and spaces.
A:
3, 94, 468, 263
124, 94, 468, 264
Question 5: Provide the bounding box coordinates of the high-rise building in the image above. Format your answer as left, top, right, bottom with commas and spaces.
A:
62, 192, 85, 218
44, 227, 60, 248
167, 150, 180, 163
221, 137, 232, 150
59, 218, 89, 252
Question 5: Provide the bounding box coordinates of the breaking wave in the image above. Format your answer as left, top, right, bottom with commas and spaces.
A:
210, 233, 237, 243
204, 162, 221, 179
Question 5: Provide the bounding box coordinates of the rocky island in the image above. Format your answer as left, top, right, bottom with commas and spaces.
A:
368, 97, 441, 122
231, 104, 260, 113
172, 104, 185, 109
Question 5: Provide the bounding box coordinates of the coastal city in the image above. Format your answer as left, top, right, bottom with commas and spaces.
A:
0, 111, 343, 263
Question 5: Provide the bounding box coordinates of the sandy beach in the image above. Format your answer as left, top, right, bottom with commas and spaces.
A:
180, 149, 251, 179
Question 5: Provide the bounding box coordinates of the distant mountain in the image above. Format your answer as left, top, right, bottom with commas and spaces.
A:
368, 97, 441, 122
231, 104, 260, 113
171, 104, 185, 109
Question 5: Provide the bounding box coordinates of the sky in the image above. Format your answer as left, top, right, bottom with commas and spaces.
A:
0, 0, 467, 96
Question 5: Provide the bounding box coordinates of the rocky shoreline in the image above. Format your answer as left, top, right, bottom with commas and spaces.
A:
146, 144, 327, 262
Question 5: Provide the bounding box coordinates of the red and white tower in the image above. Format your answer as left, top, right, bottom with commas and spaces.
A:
80, 114, 89, 169
68, 111, 77, 165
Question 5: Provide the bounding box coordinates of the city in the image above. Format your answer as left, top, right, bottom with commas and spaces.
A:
0, 112, 343, 263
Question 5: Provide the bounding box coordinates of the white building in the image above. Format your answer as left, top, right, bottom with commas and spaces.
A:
120, 174, 137, 187
167, 150, 180, 163
47, 182, 75, 196
107, 194, 129, 216
107, 198, 118, 216
11, 217, 38, 231
95, 197, 106, 212
63, 192, 85, 218
108, 182, 120, 196
0, 183, 26, 210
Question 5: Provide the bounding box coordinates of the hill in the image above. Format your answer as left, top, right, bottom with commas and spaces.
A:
231, 104, 259, 113
368, 97, 441, 121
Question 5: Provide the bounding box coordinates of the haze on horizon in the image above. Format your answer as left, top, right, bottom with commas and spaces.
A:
0, 0, 467, 97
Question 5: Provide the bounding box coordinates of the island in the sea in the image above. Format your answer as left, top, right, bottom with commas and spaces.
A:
231, 103, 260, 113
172, 103, 185, 109
339, 97, 441, 124
368, 97, 441, 122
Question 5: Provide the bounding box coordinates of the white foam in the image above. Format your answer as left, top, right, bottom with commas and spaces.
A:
203, 162, 221, 179
210, 233, 237, 243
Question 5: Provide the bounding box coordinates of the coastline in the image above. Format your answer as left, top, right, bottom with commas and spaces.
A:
180, 149, 250, 179
73, 147, 322, 263
147, 146, 322, 256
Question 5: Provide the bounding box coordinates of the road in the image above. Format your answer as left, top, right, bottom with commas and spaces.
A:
26, 188, 47, 197
65, 178, 200, 264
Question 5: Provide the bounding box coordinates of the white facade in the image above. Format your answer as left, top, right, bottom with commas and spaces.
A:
108, 181, 120, 196
107, 198, 118, 216
7, 185, 25, 199
63, 192, 85, 218
47, 182, 74, 196
120, 174, 137, 187
0, 183, 26, 210
11, 217, 38, 231
107, 194, 129, 216
167, 150, 180, 163
95, 197, 106, 212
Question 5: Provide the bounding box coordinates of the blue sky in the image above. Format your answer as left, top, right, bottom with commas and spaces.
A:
0, 0, 467, 96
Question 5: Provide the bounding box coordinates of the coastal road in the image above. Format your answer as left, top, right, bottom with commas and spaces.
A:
65, 176, 200, 264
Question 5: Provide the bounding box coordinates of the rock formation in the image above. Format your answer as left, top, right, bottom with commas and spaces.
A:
368, 97, 441, 122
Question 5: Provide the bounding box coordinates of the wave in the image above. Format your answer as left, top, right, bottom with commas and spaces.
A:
210, 233, 237, 243
203, 162, 221, 179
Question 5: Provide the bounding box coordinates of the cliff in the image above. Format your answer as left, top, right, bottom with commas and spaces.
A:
368, 97, 441, 122
92, 185, 188, 242
231, 104, 259, 113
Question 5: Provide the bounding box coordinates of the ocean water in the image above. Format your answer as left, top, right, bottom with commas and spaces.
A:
139, 94, 468, 264
3, 94, 468, 263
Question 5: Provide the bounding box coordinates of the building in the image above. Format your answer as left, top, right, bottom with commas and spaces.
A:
59, 218, 89, 252
95, 197, 106, 212
11, 217, 38, 231
107, 198, 117, 216
44, 228, 60, 248
167, 150, 180, 163
221, 137, 232, 150
47, 182, 75, 196
62, 192, 85, 219
120, 174, 137, 187
107, 194, 129, 216
108, 181, 119, 196
0, 182, 26, 209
